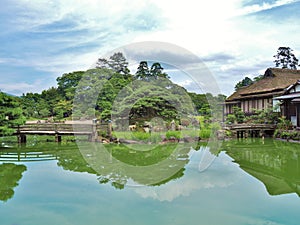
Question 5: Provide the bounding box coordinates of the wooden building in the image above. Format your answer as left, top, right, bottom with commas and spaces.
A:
274, 81, 300, 127
224, 68, 300, 118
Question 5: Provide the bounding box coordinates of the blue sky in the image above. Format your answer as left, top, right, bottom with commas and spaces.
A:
0, 0, 300, 96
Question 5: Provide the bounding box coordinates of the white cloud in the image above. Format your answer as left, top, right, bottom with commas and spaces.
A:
132, 151, 237, 202
1, 0, 300, 95
236, 0, 298, 16
176, 79, 193, 87
130, 0, 300, 95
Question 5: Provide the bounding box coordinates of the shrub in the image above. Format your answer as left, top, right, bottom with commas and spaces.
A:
199, 129, 211, 139
233, 107, 245, 123
210, 122, 221, 133
273, 129, 280, 138
226, 114, 236, 124
166, 130, 181, 139
280, 131, 290, 139
132, 131, 151, 140
277, 117, 292, 130
250, 108, 279, 124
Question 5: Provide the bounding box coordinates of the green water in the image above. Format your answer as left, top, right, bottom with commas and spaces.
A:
0, 139, 300, 225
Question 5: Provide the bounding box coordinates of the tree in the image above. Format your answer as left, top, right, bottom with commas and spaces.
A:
136, 62, 169, 80
53, 100, 73, 119
235, 77, 253, 90
20, 92, 41, 118
150, 62, 169, 79
135, 61, 150, 80
188, 92, 208, 112
111, 78, 195, 128
73, 68, 132, 121
108, 52, 130, 75
57, 71, 84, 100
40, 87, 61, 116
0, 92, 26, 135
96, 52, 130, 75
273, 47, 299, 70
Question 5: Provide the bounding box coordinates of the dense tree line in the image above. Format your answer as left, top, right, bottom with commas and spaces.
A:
1, 52, 226, 135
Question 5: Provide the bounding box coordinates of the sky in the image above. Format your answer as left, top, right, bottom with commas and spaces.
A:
0, 0, 300, 96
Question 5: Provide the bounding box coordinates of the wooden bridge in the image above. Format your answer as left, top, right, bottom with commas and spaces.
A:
13, 122, 112, 143
223, 124, 276, 138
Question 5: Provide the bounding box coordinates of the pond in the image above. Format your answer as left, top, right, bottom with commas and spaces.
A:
0, 138, 300, 225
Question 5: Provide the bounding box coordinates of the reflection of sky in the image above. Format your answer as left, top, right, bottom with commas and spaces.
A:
133, 151, 239, 202
1, 151, 300, 225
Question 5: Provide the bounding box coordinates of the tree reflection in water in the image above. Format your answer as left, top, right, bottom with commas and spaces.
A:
223, 139, 300, 197
0, 163, 27, 202
57, 143, 194, 189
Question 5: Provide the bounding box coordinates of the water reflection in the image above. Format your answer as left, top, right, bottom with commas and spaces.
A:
71, 143, 193, 188
3, 138, 299, 198
0, 142, 195, 190
0, 163, 27, 202
223, 139, 300, 197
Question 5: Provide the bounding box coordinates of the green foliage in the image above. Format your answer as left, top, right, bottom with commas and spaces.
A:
210, 122, 221, 133
233, 106, 245, 124
150, 62, 169, 79
96, 52, 130, 75
249, 108, 278, 124
204, 93, 226, 121
235, 77, 253, 90
277, 117, 292, 130
135, 61, 150, 79
73, 68, 132, 121
112, 78, 195, 128
57, 71, 84, 100
274, 129, 300, 140
0, 163, 27, 202
132, 131, 151, 140
0, 92, 26, 135
112, 131, 163, 143
135, 61, 169, 80
226, 114, 236, 124
273, 47, 299, 70
188, 92, 208, 112
199, 129, 211, 139
199, 103, 211, 116
253, 75, 264, 82
166, 130, 181, 139
16, 52, 226, 128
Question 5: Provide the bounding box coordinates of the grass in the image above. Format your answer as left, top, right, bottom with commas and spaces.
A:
113, 128, 205, 143
112, 131, 163, 143
199, 129, 211, 139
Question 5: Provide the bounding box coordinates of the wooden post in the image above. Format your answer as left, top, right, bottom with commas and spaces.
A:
91, 119, 98, 142
107, 122, 112, 139
18, 134, 26, 143
55, 134, 62, 142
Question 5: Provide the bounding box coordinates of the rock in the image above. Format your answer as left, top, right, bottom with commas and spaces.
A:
183, 136, 194, 143
118, 139, 142, 144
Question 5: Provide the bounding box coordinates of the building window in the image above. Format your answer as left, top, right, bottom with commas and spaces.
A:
273, 99, 280, 112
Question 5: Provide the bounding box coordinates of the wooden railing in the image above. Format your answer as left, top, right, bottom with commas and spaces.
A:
223, 123, 276, 131
12, 122, 111, 143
